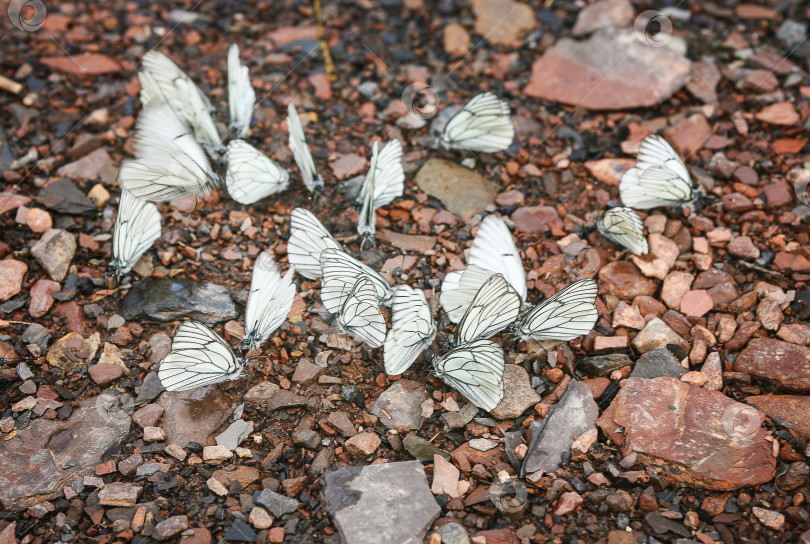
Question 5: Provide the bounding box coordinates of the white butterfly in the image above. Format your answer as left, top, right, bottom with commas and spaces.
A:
109, 190, 161, 277
158, 320, 245, 392
287, 208, 343, 280
119, 104, 220, 202
225, 140, 289, 205
440, 215, 527, 322
320, 248, 394, 315
515, 279, 599, 342
227, 44, 255, 138
334, 276, 387, 349
384, 286, 436, 375
287, 103, 324, 193
440, 92, 515, 153
139, 51, 224, 159
619, 134, 695, 209
432, 339, 505, 412
598, 207, 648, 256
453, 273, 522, 346
356, 139, 405, 240
241, 253, 296, 352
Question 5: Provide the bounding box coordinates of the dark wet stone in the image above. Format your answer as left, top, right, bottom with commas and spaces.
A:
341, 385, 365, 405
135, 372, 165, 405
223, 519, 257, 542
22, 324, 51, 350
630, 347, 686, 379
253, 489, 299, 517
121, 279, 237, 325
36, 178, 96, 216
402, 433, 450, 462
577, 354, 633, 378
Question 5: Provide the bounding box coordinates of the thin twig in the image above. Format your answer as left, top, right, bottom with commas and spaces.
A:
313, 0, 337, 82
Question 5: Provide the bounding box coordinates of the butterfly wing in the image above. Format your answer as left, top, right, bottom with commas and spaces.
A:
440, 265, 498, 323
454, 274, 522, 345
517, 279, 599, 341
356, 141, 380, 237
243, 253, 296, 351
287, 103, 324, 193
227, 44, 256, 138
619, 165, 694, 209
225, 140, 289, 204
158, 321, 243, 391
287, 208, 343, 279
433, 339, 505, 412
384, 286, 436, 375
119, 104, 219, 202
338, 277, 387, 348
320, 248, 394, 315
440, 92, 514, 153
597, 206, 648, 255
110, 190, 162, 276
468, 215, 527, 301
636, 134, 692, 186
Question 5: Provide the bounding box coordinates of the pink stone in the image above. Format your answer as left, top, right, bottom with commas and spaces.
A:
629, 233, 679, 280
680, 290, 714, 317
329, 154, 367, 180
555, 491, 583, 516
26, 208, 53, 233
431, 454, 462, 498
28, 278, 61, 318
661, 271, 694, 310
755, 101, 799, 125
594, 336, 629, 352
0, 259, 27, 302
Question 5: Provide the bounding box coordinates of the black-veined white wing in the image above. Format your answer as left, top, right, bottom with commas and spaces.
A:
337, 276, 387, 348
158, 321, 244, 391
287, 208, 343, 279
225, 140, 289, 205
119, 104, 219, 202
242, 253, 296, 352
227, 44, 255, 138
384, 286, 436, 375
619, 135, 694, 209
320, 248, 394, 315
516, 279, 598, 341
597, 207, 648, 255
440, 264, 498, 323
139, 51, 223, 158
469, 215, 527, 301
439, 92, 514, 153
432, 339, 504, 412
109, 190, 162, 277
454, 274, 522, 345
287, 103, 324, 193
356, 139, 405, 238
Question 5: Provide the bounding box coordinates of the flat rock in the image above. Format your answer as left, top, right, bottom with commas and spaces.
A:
28, 278, 60, 317
491, 364, 541, 419
253, 489, 300, 517
632, 318, 688, 354
156, 388, 233, 447
378, 229, 436, 253
370, 380, 429, 430
244, 382, 281, 405
443, 22, 470, 56
746, 395, 810, 439
415, 158, 496, 219
572, 0, 633, 36
598, 377, 776, 490
755, 101, 799, 125
403, 433, 450, 462
630, 346, 686, 379
661, 271, 694, 309
36, 178, 96, 215
346, 432, 381, 458
585, 158, 635, 187
524, 29, 691, 110
0, 394, 131, 510
46, 331, 101, 370
31, 229, 76, 282
216, 420, 253, 451
522, 381, 598, 476
598, 262, 658, 299
0, 259, 27, 302
686, 61, 721, 103
323, 461, 440, 544
55, 148, 116, 184
154, 515, 189, 541
41, 53, 121, 75
629, 233, 678, 280
122, 279, 237, 324
98, 482, 142, 507
734, 339, 810, 392
576, 353, 633, 378
510, 206, 562, 234
470, 0, 535, 45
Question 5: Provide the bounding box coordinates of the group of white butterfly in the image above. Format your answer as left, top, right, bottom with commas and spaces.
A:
108, 46, 698, 413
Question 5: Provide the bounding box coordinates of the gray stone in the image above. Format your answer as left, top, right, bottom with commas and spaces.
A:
370, 380, 429, 430
216, 419, 253, 451
576, 353, 633, 378
22, 324, 50, 350
244, 382, 281, 405
15, 362, 34, 381
153, 515, 189, 541
437, 523, 470, 544
521, 381, 598, 476
253, 489, 300, 517
135, 463, 161, 477
36, 178, 96, 215
630, 346, 686, 379
504, 430, 527, 470
31, 229, 76, 282
491, 364, 542, 419
0, 394, 131, 510
776, 20, 807, 47
135, 372, 165, 405
121, 279, 237, 325
293, 430, 321, 450
415, 158, 496, 219
403, 433, 450, 462
440, 403, 478, 430
323, 461, 440, 544
156, 387, 233, 448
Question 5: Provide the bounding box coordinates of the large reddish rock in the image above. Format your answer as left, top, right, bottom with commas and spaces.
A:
734, 339, 810, 392
598, 377, 775, 490
41, 53, 121, 75
524, 29, 691, 110
598, 262, 658, 299
746, 395, 810, 439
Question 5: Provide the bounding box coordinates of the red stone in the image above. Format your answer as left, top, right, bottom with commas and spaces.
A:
41, 53, 121, 75
734, 339, 810, 392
